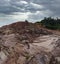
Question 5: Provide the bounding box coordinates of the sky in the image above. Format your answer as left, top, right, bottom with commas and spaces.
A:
0, 0, 60, 26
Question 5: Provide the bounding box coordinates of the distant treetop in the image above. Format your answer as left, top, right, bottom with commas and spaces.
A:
36, 17, 60, 30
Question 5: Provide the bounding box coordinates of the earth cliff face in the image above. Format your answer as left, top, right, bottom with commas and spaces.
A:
0, 22, 60, 64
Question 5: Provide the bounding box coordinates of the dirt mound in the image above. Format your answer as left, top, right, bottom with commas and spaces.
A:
0, 21, 59, 64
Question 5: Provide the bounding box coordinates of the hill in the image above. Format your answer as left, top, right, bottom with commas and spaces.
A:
0, 21, 60, 64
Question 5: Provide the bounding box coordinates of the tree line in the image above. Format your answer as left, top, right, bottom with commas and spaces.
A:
36, 17, 60, 30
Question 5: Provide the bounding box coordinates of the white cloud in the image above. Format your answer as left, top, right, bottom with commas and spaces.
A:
0, 12, 31, 22
12, 12, 30, 20
30, 2, 43, 9
27, 10, 52, 21
20, 1, 28, 4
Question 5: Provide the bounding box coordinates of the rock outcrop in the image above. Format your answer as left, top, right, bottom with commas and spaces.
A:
0, 21, 60, 64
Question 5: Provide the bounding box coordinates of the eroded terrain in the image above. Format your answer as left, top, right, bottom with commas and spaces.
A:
0, 22, 60, 64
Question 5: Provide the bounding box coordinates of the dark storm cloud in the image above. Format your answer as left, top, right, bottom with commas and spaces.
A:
0, 0, 46, 14
24, 0, 60, 17
0, 0, 60, 21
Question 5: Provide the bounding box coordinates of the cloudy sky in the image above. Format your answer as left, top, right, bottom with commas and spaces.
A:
0, 0, 60, 26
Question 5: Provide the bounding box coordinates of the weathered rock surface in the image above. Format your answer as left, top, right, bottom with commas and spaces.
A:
0, 22, 60, 64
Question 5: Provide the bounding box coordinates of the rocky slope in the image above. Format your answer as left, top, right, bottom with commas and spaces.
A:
0, 21, 60, 64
